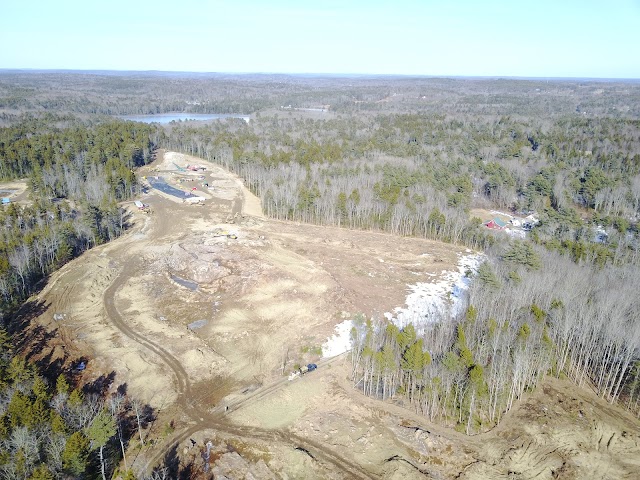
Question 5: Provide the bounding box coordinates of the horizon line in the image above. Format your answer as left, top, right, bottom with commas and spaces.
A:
1, 68, 639, 82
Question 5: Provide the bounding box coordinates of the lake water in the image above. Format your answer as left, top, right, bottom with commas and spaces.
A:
119, 113, 250, 124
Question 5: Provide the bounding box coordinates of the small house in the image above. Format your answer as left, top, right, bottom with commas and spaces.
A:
1, 198, 10, 205
484, 218, 507, 230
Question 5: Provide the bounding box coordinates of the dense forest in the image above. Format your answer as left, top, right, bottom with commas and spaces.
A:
349, 250, 640, 433
0, 111, 160, 477
0, 115, 156, 314
0, 326, 155, 479
1, 72, 639, 448
163, 108, 640, 265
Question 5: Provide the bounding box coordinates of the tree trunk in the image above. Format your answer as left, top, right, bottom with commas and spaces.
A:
99, 445, 106, 480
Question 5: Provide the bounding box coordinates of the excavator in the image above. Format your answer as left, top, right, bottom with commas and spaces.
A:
212, 228, 237, 239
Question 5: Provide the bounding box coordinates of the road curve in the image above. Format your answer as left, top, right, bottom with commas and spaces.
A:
102, 258, 376, 479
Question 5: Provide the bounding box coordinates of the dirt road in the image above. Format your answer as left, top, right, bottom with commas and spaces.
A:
28, 151, 640, 479
103, 259, 372, 478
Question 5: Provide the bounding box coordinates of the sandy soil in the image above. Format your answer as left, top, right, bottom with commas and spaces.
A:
20, 150, 640, 479
0, 179, 29, 205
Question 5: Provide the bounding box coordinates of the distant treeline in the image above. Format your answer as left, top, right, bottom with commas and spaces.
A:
1, 72, 639, 117
162, 111, 640, 266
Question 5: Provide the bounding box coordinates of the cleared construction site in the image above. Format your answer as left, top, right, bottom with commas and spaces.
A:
26, 150, 640, 479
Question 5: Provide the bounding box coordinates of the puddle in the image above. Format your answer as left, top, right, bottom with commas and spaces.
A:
188, 319, 208, 330
170, 273, 199, 291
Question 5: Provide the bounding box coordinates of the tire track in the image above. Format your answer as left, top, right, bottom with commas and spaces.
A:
103, 265, 202, 419
217, 353, 348, 415
103, 259, 375, 479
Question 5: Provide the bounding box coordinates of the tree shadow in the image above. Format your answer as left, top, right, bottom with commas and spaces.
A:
141, 403, 157, 429
23, 325, 60, 362
5, 298, 50, 349
178, 461, 196, 480
33, 345, 67, 384
82, 370, 117, 397
116, 382, 128, 396
160, 444, 180, 478
156, 444, 199, 480
5, 298, 74, 389
121, 209, 134, 230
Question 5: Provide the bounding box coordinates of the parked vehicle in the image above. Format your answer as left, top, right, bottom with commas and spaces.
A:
289, 363, 319, 381
299, 363, 318, 375
184, 196, 205, 205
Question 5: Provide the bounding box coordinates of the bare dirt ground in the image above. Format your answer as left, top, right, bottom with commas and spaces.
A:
0, 179, 29, 204
21, 150, 640, 479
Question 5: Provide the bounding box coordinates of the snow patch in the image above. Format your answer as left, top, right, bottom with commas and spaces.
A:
386, 252, 483, 331
321, 252, 483, 357
322, 320, 354, 358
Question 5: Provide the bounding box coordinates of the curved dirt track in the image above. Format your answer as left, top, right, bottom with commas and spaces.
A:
91, 152, 375, 477
104, 262, 197, 417
103, 256, 375, 479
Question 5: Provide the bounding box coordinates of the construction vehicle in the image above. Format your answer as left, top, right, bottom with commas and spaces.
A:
300, 363, 317, 374
212, 228, 237, 239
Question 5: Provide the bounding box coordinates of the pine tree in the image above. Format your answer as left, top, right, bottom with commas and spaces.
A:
32, 376, 47, 398
8, 356, 34, 384
51, 413, 67, 435
28, 464, 55, 480
62, 431, 90, 476
29, 398, 50, 427
86, 409, 116, 480
55, 374, 70, 395
0, 328, 10, 353
68, 388, 84, 406
0, 414, 9, 440
7, 391, 32, 427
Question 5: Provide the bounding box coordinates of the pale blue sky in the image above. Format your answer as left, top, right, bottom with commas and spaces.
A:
1, 0, 639, 78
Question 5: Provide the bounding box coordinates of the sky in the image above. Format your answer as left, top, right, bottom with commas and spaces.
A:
1, 0, 639, 78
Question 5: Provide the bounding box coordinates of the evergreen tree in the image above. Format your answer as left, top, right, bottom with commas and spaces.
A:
56, 374, 70, 395
28, 464, 55, 480
62, 431, 90, 476
86, 409, 116, 480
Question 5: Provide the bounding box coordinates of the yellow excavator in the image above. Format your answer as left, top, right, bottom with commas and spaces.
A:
212, 228, 237, 239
